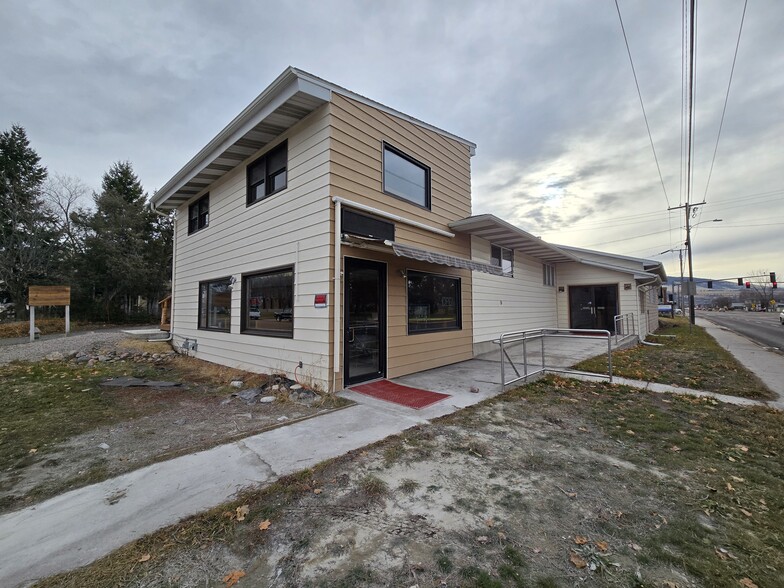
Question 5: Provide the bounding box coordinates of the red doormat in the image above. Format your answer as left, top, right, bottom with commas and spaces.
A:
350, 380, 450, 409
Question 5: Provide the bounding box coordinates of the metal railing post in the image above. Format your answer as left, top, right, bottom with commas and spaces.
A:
541, 330, 546, 373
500, 334, 506, 391
522, 332, 528, 377
607, 332, 613, 383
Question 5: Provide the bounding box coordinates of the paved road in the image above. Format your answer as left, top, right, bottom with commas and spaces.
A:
698, 310, 784, 352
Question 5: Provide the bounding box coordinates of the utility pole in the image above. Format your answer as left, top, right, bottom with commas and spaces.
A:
668, 202, 703, 325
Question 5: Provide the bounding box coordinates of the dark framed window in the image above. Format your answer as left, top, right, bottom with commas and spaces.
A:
198, 277, 232, 331
383, 143, 430, 209
247, 141, 288, 206
241, 266, 294, 338
407, 270, 461, 334
188, 194, 209, 234
491, 244, 514, 276
543, 264, 556, 287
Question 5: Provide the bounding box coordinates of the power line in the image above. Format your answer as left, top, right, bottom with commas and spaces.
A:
701, 0, 748, 203
613, 0, 671, 208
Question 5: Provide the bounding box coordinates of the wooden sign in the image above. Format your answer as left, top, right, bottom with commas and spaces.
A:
28, 286, 71, 306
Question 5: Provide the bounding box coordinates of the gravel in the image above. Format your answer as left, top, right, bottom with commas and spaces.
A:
0, 330, 132, 365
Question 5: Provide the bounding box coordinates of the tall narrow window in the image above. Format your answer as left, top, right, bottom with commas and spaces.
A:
188, 194, 209, 234
407, 271, 461, 333
241, 267, 294, 338
383, 144, 430, 208
198, 277, 231, 331
491, 245, 514, 276
247, 141, 288, 206
543, 264, 556, 287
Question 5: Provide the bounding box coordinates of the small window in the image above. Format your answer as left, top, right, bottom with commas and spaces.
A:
188, 194, 209, 234
247, 142, 288, 206
241, 267, 294, 338
491, 245, 514, 276
383, 144, 430, 209
543, 264, 556, 287
407, 271, 461, 333
198, 277, 231, 331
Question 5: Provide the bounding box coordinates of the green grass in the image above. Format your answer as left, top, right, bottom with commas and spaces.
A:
575, 318, 773, 399
0, 361, 159, 471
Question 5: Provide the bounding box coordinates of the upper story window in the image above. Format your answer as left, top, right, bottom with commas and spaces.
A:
188, 194, 209, 234
543, 263, 556, 287
383, 143, 430, 209
198, 277, 231, 331
247, 141, 288, 206
491, 245, 514, 276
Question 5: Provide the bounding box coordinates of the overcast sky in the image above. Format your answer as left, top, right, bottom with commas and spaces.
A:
2, 0, 781, 280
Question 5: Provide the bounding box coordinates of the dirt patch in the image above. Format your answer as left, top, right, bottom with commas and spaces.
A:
38, 377, 783, 588
0, 339, 350, 514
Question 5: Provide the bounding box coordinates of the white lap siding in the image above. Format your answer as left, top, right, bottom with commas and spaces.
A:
172, 106, 334, 391
471, 236, 558, 353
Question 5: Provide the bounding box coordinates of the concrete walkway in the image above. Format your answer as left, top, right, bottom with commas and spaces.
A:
1, 325, 781, 586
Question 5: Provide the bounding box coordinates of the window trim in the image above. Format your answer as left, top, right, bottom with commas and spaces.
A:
490, 244, 514, 277
188, 193, 209, 235
240, 265, 295, 338
246, 141, 288, 207
382, 142, 431, 210
406, 269, 462, 335
543, 263, 556, 287
197, 276, 232, 332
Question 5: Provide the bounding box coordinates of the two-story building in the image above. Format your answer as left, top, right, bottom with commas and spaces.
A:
151, 68, 664, 393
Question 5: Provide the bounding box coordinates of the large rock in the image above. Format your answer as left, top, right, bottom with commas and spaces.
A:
45, 351, 64, 362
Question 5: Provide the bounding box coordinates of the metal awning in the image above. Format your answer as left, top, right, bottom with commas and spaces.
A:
449, 215, 578, 264
340, 235, 502, 275
389, 242, 504, 275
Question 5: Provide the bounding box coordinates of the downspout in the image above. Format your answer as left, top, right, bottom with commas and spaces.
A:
333, 199, 341, 393
150, 201, 176, 343
636, 277, 660, 341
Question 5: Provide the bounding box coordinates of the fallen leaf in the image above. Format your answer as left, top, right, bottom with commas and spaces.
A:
663, 582, 680, 588
739, 578, 758, 588
726, 483, 735, 492
138, 554, 151, 562
670, 445, 682, 452
476, 535, 489, 544
28, 448, 38, 455
625, 429, 635, 435
629, 542, 642, 552
258, 519, 271, 531
574, 535, 588, 545
740, 508, 753, 517
235, 505, 249, 522
497, 532, 506, 541
736, 445, 749, 453
532, 547, 542, 554
569, 551, 587, 569
595, 540, 609, 552
731, 476, 745, 483
485, 518, 495, 527
313, 488, 322, 495
728, 456, 737, 462
223, 570, 245, 587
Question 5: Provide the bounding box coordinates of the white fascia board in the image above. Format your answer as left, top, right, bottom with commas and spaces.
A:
152, 69, 327, 209
292, 68, 477, 155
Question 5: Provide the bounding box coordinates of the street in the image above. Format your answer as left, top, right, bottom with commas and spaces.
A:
699, 310, 784, 352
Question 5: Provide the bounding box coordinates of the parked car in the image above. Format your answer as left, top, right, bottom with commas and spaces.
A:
274, 308, 293, 321
780, 309, 784, 325
248, 308, 261, 319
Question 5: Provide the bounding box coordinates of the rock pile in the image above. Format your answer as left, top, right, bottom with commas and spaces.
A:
46, 349, 178, 366
223, 377, 319, 407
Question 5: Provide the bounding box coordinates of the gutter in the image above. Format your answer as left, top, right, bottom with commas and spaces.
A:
150, 200, 177, 343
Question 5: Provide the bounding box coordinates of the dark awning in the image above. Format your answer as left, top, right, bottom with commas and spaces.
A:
389, 242, 503, 275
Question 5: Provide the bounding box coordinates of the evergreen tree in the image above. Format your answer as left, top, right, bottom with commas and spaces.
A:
0, 125, 59, 318
76, 161, 160, 320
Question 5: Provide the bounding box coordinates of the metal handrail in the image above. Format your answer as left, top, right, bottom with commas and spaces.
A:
498, 328, 612, 390
613, 313, 636, 343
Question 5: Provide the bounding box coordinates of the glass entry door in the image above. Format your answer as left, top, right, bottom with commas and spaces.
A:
344, 258, 386, 385
568, 285, 618, 332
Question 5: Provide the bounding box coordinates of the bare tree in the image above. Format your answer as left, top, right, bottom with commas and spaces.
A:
42, 173, 91, 255
745, 270, 776, 310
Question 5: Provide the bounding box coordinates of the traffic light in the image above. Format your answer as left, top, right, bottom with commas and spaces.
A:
774, 282, 778, 289
737, 278, 743, 286
745, 281, 751, 289
707, 281, 713, 289
771, 272, 777, 282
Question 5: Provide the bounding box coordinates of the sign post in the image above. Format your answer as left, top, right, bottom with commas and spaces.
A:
28, 286, 71, 342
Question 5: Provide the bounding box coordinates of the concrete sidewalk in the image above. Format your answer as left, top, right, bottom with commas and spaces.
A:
0, 371, 502, 588
1, 325, 780, 586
